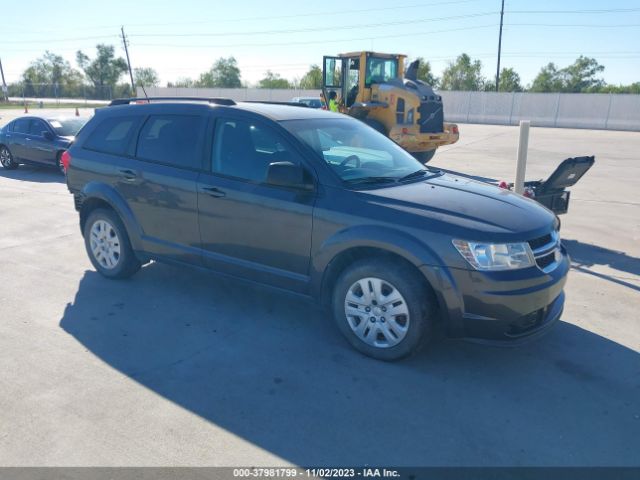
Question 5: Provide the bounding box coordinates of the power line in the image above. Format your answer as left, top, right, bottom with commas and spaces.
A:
131, 24, 498, 49
1, 0, 487, 33
128, 12, 498, 38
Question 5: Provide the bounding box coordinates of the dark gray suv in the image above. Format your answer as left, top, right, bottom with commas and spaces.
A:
65, 98, 569, 360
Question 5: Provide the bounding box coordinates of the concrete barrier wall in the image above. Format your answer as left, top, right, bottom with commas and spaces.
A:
440, 91, 640, 131
140, 87, 640, 131
141, 87, 322, 103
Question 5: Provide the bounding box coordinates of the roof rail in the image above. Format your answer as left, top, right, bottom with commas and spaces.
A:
245, 101, 309, 108
108, 97, 236, 106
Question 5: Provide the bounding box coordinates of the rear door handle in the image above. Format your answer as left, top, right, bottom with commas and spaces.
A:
199, 186, 226, 198
118, 168, 138, 181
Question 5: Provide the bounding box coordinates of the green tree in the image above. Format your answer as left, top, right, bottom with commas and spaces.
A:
134, 67, 160, 87
76, 44, 128, 88
530, 57, 605, 93
410, 57, 438, 86
197, 57, 242, 88
258, 70, 291, 89
596, 82, 640, 94
299, 65, 322, 89
22, 51, 82, 85
167, 77, 196, 88
485, 67, 523, 92
562, 56, 605, 93
529, 63, 563, 92
440, 54, 485, 91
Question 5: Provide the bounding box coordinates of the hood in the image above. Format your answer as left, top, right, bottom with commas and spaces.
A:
360, 173, 556, 238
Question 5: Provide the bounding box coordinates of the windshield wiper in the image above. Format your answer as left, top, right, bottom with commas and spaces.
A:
399, 169, 429, 182
344, 176, 398, 186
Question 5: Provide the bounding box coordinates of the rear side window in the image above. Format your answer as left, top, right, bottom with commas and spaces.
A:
12, 119, 30, 134
136, 115, 204, 169
83, 116, 141, 156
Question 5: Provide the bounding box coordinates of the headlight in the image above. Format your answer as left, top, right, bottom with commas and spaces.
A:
452, 239, 535, 271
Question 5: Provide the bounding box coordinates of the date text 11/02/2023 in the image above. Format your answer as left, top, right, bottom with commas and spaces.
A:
232, 468, 401, 478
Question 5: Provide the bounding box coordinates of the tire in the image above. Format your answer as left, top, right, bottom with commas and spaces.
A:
83, 208, 141, 279
331, 258, 435, 361
55, 151, 65, 175
0, 146, 18, 170
413, 149, 436, 164
363, 118, 387, 136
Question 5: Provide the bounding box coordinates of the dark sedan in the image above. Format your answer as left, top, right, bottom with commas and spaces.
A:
0, 116, 88, 174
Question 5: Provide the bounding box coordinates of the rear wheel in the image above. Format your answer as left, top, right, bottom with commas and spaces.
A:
331, 258, 435, 361
0, 146, 18, 170
84, 208, 141, 279
413, 149, 436, 164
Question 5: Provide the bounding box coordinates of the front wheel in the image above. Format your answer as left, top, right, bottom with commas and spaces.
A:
84, 208, 141, 279
332, 258, 435, 361
413, 149, 436, 164
0, 146, 18, 170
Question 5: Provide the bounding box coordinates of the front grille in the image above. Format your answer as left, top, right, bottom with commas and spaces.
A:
536, 252, 556, 269
418, 100, 444, 133
528, 234, 552, 251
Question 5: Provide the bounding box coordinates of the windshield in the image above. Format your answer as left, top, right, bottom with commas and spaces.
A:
282, 118, 426, 184
48, 118, 87, 137
365, 57, 398, 86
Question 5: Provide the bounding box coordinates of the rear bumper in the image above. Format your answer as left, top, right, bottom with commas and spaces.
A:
421, 246, 569, 342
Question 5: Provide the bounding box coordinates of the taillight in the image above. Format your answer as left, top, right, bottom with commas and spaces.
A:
451, 125, 459, 135
61, 151, 71, 172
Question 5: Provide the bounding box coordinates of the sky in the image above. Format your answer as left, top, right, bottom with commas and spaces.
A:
1, 0, 639, 88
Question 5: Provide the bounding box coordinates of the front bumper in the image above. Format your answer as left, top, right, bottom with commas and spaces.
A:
422, 246, 569, 342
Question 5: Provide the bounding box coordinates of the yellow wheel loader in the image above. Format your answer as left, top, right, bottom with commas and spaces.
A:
322, 52, 459, 163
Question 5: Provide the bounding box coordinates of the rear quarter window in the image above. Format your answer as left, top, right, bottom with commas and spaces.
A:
83, 116, 142, 156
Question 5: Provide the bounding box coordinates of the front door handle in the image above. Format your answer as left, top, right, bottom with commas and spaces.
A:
200, 186, 226, 198
118, 168, 138, 181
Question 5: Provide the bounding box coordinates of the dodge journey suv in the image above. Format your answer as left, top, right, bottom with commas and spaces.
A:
65, 97, 569, 360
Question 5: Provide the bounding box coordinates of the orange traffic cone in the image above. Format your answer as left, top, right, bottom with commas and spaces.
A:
75, 107, 79, 117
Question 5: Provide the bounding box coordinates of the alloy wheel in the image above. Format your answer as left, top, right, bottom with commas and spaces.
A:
0, 148, 13, 168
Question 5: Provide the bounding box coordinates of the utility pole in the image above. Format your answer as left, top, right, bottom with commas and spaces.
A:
495, 0, 505, 92
121, 26, 136, 95
0, 57, 8, 101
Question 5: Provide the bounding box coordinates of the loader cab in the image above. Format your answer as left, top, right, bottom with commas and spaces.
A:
322, 52, 405, 111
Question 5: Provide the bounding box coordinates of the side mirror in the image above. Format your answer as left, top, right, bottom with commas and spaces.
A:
266, 162, 313, 190
42, 131, 54, 141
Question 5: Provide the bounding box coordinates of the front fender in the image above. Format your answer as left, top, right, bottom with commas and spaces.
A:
310, 224, 445, 299
80, 182, 144, 251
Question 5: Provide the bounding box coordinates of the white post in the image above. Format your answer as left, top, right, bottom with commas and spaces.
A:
514, 120, 530, 195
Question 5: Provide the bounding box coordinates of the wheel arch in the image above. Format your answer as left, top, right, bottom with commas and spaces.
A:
312, 226, 446, 310
78, 182, 144, 251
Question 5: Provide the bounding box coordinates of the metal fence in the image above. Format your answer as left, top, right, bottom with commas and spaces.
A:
5, 82, 132, 102
139, 87, 640, 132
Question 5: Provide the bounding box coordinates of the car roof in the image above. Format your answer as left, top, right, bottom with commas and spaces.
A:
233, 102, 338, 121
101, 100, 344, 122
